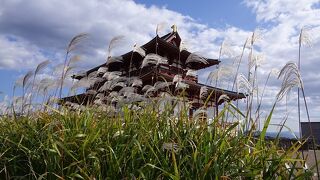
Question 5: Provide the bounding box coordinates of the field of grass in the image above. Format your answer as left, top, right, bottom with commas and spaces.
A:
0, 102, 315, 179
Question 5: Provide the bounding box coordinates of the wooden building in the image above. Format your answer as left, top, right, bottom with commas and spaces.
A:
62, 25, 245, 115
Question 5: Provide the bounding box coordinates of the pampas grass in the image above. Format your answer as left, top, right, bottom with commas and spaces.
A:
207, 65, 234, 87
156, 22, 167, 36
297, 27, 319, 177
18, 71, 34, 113
185, 53, 208, 65
29, 60, 51, 109
236, 73, 252, 94
141, 53, 168, 68
231, 38, 249, 91
107, 35, 124, 59
58, 33, 88, 99
133, 44, 146, 57
277, 62, 302, 102
0, 27, 318, 179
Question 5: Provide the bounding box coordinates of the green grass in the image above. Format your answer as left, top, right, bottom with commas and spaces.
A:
0, 102, 313, 179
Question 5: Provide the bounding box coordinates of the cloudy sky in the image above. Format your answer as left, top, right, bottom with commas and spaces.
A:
0, 0, 319, 132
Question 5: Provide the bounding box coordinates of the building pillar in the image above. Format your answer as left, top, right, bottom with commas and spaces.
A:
215, 102, 219, 117
189, 108, 193, 120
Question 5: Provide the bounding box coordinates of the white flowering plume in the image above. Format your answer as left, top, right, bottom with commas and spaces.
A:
277, 62, 303, 102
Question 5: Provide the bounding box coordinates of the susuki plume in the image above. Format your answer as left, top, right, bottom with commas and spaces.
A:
97, 67, 108, 75
162, 142, 180, 153
141, 54, 168, 68
220, 40, 235, 58
154, 81, 172, 91
193, 107, 207, 119
249, 53, 264, 69
218, 94, 230, 103
299, 27, 312, 47
145, 87, 156, 96
107, 35, 124, 58
106, 56, 123, 65
142, 85, 153, 92
119, 87, 135, 96
270, 68, 280, 77
173, 75, 182, 83
67, 33, 88, 53
133, 44, 146, 57
179, 41, 188, 52
236, 73, 252, 93
38, 78, 57, 91
103, 71, 122, 81
131, 78, 143, 87
22, 71, 34, 89
29, 60, 51, 105
248, 29, 263, 46
69, 55, 81, 67
277, 62, 302, 102
186, 53, 208, 64
86, 89, 97, 95
207, 65, 233, 85
175, 82, 189, 90
34, 60, 50, 76
156, 22, 166, 35
200, 86, 208, 99
59, 33, 88, 98
186, 69, 197, 77
72, 77, 96, 89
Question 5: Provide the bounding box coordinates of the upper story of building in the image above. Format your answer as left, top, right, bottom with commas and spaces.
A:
72, 25, 220, 84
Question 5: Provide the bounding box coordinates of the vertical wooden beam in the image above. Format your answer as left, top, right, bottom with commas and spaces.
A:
189, 108, 193, 121
215, 101, 219, 117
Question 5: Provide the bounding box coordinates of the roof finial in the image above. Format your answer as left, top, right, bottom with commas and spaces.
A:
171, 24, 177, 33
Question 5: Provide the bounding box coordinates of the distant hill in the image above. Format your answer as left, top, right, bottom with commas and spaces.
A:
250, 131, 300, 139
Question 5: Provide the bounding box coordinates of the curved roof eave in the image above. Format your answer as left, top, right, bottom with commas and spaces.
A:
72, 33, 220, 79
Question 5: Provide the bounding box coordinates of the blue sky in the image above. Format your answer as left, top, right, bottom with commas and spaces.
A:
136, 0, 258, 30
0, 0, 319, 132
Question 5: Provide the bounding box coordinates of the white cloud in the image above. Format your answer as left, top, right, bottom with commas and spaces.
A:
0, 35, 46, 69
0, 0, 251, 69
244, 0, 320, 26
